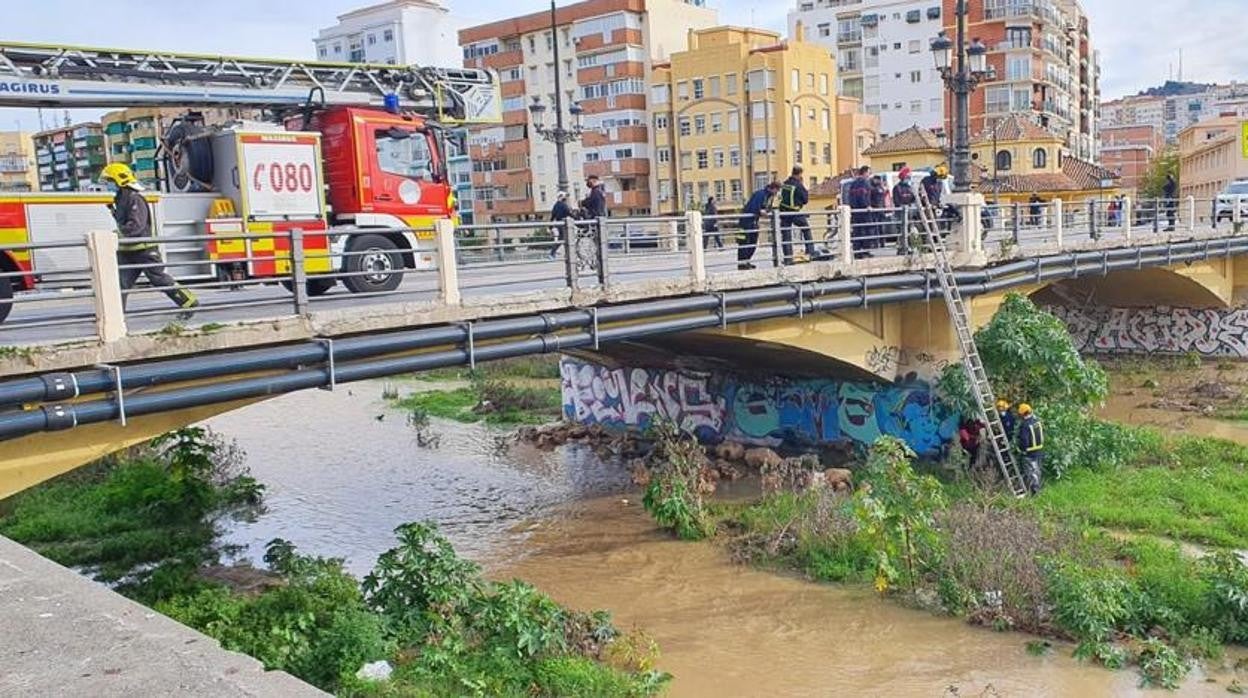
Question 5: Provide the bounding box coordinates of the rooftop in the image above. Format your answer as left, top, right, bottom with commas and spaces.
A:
972, 113, 1063, 145
861, 126, 943, 156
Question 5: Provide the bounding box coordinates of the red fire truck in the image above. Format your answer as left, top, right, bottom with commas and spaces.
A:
0, 41, 500, 324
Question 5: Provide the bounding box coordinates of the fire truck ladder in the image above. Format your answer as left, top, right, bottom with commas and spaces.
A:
915, 188, 1028, 497
0, 40, 500, 122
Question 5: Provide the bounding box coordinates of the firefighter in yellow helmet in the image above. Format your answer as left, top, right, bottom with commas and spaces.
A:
1015, 403, 1045, 495
100, 163, 197, 315
995, 398, 1016, 439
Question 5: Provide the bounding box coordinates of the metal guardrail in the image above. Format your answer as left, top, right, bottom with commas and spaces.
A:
0, 195, 1242, 347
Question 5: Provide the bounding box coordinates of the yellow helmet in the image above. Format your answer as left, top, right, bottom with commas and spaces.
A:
100, 162, 138, 188
1018, 403, 1033, 416
935, 165, 950, 179
996, 399, 1010, 411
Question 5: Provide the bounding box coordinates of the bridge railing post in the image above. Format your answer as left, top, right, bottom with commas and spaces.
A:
1187, 195, 1197, 232
838, 205, 853, 265
1088, 200, 1099, 241
1123, 196, 1133, 242
1235, 196, 1244, 234
686, 210, 706, 284
1011, 201, 1021, 246
289, 227, 309, 315
1053, 198, 1064, 248
86, 229, 127, 342
563, 218, 580, 292
434, 218, 461, 306
956, 193, 983, 255
769, 208, 783, 268
595, 217, 610, 288
1153, 198, 1162, 237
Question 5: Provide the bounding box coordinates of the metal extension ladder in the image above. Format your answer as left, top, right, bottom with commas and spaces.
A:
914, 189, 1028, 497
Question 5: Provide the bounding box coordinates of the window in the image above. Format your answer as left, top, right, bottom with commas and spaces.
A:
333, 43, 342, 54
822, 143, 832, 165
821, 109, 831, 131
910, 100, 922, 113
817, 23, 831, 38
714, 180, 726, 200
927, 6, 941, 19
528, 36, 536, 52
839, 48, 861, 72
658, 147, 671, 164
682, 182, 694, 204
727, 111, 739, 132
791, 69, 800, 91
906, 9, 921, 22
752, 137, 774, 153
864, 75, 880, 99
708, 76, 720, 97
584, 152, 600, 162
317, 47, 327, 58
383, 29, 394, 42
794, 141, 803, 164
819, 74, 829, 95
1007, 56, 1031, 81
751, 101, 772, 120
711, 112, 723, 133
680, 151, 692, 169
712, 148, 724, 167
731, 179, 743, 201
792, 105, 801, 129
655, 113, 669, 130
677, 81, 689, 100
679, 117, 691, 136
698, 182, 710, 202
865, 46, 879, 69
375, 129, 433, 181
1033, 148, 1047, 169
807, 73, 815, 89
693, 78, 705, 99
985, 86, 1011, 114
910, 71, 922, 83
808, 141, 817, 164
696, 149, 708, 169
651, 84, 670, 104
503, 67, 521, 81
894, 43, 902, 50
995, 150, 1012, 171
659, 180, 673, 202
808, 108, 816, 123
694, 115, 706, 134
729, 147, 740, 166
367, 34, 377, 45
614, 147, 633, 159
908, 40, 921, 54
725, 74, 738, 95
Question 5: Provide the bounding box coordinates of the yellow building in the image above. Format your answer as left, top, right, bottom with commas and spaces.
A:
0, 131, 37, 191
650, 23, 842, 213
1178, 116, 1248, 202
859, 114, 1120, 205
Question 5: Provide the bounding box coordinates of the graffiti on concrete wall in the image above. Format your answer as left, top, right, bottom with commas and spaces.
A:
560, 358, 958, 456
1049, 305, 1248, 356
865, 345, 952, 379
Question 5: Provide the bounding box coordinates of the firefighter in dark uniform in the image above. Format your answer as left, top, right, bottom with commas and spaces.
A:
1015, 403, 1045, 495
777, 166, 815, 264
100, 163, 197, 314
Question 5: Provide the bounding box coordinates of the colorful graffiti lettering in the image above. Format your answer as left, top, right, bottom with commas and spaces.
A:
1049, 305, 1248, 357
560, 358, 958, 456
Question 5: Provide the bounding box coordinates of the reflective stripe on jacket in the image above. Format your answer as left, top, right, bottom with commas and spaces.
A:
1018, 416, 1044, 453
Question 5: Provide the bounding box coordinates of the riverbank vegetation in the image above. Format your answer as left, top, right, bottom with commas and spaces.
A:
640, 294, 1248, 689
0, 427, 666, 696
387, 356, 563, 427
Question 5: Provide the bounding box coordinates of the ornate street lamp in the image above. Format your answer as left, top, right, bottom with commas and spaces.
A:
931, 0, 995, 193
527, 0, 586, 197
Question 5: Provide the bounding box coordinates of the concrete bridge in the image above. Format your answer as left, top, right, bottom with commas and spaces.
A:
2, 194, 1246, 496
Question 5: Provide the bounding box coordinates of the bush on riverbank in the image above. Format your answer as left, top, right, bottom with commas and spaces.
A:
391, 375, 562, 426
0, 427, 261, 593
161, 522, 668, 695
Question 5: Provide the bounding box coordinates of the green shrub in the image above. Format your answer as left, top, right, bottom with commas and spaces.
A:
724, 489, 874, 583
362, 522, 482, 638
642, 422, 714, 541
1135, 638, 1189, 690
1200, 551, 1248, 644
854, 437, 945, 594
1048, 561, 1133, 644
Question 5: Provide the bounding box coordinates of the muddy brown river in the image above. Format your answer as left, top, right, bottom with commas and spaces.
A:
205, 377, 1235, 696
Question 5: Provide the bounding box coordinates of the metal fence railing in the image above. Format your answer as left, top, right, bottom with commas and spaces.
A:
1, 196, 1242, 347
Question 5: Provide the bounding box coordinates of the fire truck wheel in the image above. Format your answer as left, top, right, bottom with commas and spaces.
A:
343, 234, 404, 294
0, 277, 11, 325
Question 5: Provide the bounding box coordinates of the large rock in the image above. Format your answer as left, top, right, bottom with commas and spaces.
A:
356, 660, 393, 682
824, 468, 854, 490
743, 447, 783, 470
714, 441, 746, 462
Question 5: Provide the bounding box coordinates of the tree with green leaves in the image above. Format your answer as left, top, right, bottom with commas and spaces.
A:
1138, 148, 1179, 201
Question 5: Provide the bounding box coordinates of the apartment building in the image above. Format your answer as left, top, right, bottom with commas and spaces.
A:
1098, 124, 1164, 194
949, 0, 1100, 162
1178, 116, 1248, 202
33, 123, 105, 192
1100, 94, 1166, 137
314, 0, 462, 68
100, 107, 251, 190
650, 25, 844, 211
789, 0, 947, 138
0, 132, 36, 192
459, 0, 717, 222
1103, 83, 1248, 144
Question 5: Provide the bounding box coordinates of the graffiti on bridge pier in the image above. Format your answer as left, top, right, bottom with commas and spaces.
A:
560, 358, 958, 456
1050, 305, 1248, 357
865, 344, 951, 379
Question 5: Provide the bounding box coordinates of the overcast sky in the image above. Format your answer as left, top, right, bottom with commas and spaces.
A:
3, 0, 1243, 131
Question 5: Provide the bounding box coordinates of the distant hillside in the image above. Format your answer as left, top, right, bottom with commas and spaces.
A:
1137, 80, 1215, 97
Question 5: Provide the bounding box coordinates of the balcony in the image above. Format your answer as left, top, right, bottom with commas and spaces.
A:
574, 28, 644, 52
610, 189, 652, 209
837, 30, 862, 43
577, 61, 645, 84
582, 125, 648, 147
584, 157, 649, 178
477, 49, 524, 71
579, 94, 646, 113
500, 80, 526, 99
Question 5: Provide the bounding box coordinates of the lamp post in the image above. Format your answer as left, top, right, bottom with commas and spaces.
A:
931, 0, 994, 193
528, 0, 586, 197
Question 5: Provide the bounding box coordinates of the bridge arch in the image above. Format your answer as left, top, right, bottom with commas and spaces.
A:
1030, 262, 1234, 310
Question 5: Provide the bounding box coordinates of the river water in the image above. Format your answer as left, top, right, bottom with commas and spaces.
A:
205, 378, 1233, 697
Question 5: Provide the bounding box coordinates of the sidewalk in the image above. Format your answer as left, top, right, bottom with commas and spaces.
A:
0, 535, 325, 697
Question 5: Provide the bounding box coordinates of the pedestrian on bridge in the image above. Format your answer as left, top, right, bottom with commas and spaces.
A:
702, 197, 724, 250
1015, 403, 1045, 495
100, 163, 197, 316
548, 191, 574, 259
869, 175, 889, 249
1163, 174, 1178, 231
846, 166, 873, 258
778, 166, 816, 264
737, 181, 779, 271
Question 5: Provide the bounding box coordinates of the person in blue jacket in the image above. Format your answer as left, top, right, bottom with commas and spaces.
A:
736, 181, 779, 270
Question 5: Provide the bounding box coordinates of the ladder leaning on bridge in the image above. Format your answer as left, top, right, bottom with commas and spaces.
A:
914, 189, 1029, 497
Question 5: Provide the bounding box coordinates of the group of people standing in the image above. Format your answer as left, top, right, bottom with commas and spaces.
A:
958, 399, 1045, 495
